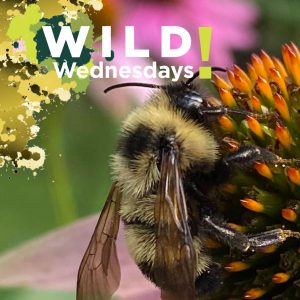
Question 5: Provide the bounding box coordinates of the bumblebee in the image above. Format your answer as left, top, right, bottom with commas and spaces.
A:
76, 70, 300, 300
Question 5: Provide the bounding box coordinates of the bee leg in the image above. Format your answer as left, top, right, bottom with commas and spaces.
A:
206, 145, 278, 186
222, 144, 277, 169
198, 106, 279, 121
221, 142, 300, 169
199, 106, 250, 118
202, 215, 251, 252
202, 215, 300, 252
247, 229, 300, 251
195, 263, 222, 296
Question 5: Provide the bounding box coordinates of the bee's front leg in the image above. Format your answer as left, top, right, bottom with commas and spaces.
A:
247, 229, 300, 251
202, 215, 300, 252
204, 144, 278, 187
221, 144, 277, 169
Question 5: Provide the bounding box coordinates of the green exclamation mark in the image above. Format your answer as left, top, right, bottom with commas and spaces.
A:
198, 27, 212, 79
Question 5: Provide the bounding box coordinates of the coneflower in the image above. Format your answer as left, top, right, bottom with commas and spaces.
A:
209, 43, 300, 300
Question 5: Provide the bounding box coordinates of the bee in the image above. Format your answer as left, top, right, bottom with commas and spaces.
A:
76, 69, 300, 300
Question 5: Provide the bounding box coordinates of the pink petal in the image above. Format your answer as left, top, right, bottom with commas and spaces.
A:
0, 215, 160, 299
116, 0, 259, 67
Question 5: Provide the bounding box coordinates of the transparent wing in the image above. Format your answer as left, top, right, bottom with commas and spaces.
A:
77, 183, 121, 300
154, 148, 197, 300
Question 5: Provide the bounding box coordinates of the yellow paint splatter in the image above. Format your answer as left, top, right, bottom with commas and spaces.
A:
53, 88, 72, 102
89, 0, 103, 11
17, 146, 45, 170
0, 0, 104, 170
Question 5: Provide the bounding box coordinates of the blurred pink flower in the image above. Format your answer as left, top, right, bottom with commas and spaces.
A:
89, 0, 258, 115
0, 215, 160, 300
119, 0, 258, 67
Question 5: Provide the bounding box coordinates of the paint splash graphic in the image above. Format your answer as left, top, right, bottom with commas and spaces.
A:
0, 0, 102, 170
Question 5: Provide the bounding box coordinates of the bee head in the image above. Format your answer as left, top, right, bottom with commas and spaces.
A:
165, 82, 207, 115
103, 68, 226, 122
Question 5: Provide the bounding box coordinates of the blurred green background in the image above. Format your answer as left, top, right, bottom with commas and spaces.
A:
235, 0, 300, 66
0, 97, 119, 299
2, 0, 300, 299
0, 96, 119, 253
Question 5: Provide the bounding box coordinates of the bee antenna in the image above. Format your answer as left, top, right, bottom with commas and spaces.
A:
185, 66, 227, 85
104, 82, 167, 93
104, 66, 226, 93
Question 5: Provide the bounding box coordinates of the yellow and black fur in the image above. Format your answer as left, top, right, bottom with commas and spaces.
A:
110, 82, 284, 295
111, 86, 218, 288
77, 78, 300, 300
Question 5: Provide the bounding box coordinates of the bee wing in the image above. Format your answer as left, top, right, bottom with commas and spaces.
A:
77, 183, 121, 300
154, 149, 197, 300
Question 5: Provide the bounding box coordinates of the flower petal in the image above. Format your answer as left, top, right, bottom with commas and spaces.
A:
0, 215, 160, 300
